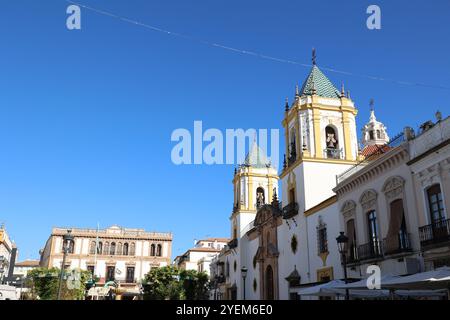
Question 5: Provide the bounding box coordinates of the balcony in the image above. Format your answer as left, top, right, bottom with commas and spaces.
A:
419, 218, 450, 248
227, 238, 238, 249
383, 233, 412, 255
357, 240, 383, 261
324, 148, 343, 159
282, 202, 299, 219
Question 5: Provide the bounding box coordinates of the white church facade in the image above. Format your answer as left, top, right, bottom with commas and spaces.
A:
210, 52, 450, 300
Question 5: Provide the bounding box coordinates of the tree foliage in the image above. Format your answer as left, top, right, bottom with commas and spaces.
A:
27, 267, 91, 300
142, 266, 210, 300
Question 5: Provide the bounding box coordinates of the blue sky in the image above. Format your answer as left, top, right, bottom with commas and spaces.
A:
0, 0, 449, 260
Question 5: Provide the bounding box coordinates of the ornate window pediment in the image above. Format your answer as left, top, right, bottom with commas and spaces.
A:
341, 200, 356, 220
382, 176, 405, 200
359, 189, 378, 211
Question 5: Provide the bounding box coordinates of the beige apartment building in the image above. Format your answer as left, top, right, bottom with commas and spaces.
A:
40, 225, 172, 293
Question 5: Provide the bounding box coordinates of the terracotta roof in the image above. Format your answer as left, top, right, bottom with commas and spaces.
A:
198, 238, 229, 243
15, 260, 40, 267
360, 144, 392, 157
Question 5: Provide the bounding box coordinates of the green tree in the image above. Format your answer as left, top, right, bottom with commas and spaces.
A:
142, 266, 210, 300
28, 267, 91, 300
142, 266, 182, 300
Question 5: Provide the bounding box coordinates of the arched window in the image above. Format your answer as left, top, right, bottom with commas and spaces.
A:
104, 242, 110, 255
89, 241, 96, 254
97, 241, 103, 255
130, 242, 136, 256
317, 218, 328, 254
325, 126, 339, 158
265, 265, 274, 300
376, 130, 381, 139
369, 130, 374, 140
117, 242, 123, 255
256, 187, 265, 208
123, 243, 129, 256
385, 199, 408, 253
110, 242, 116, 255
150, 244, 156, 256
157, 244, 162, 257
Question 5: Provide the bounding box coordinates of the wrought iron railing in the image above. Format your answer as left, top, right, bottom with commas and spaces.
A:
323, 148, 343, 159
383, 232, 412, 255
282, 202, 299, 219
419, 218, 450, 247
357, 240, 383, 261
227, 238, 238, 249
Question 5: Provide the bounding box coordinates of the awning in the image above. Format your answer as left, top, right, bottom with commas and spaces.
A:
381, 267, 450, 290
335, 274, 401, 290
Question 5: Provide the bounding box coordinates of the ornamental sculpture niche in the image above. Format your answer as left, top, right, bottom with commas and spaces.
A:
382, 176, 405, 200
359, 189, 378, 211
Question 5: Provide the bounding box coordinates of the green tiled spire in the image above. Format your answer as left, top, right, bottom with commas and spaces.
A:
244, 142, 271, 168
299, 65, 341, 99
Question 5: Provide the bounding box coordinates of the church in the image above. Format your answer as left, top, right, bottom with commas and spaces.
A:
209, 52, 450, 300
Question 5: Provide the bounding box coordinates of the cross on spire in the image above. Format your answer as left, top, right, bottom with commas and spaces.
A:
312, 47, 317, 65
370, 98, 375, 111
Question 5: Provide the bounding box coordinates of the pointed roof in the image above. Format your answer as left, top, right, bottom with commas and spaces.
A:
299, 65, 341, 99
243, 142, 271, 168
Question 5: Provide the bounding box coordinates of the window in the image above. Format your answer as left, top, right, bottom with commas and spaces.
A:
89, 241, 96, 254
117, 242, 123, 255
129, 242, 136, 256
150, 244, 156, 256
97, 241, 103, 255
376, 130, 381, 139
386, 199, 408, 253
367, 210, 380, 253
123, 243, 129, 256
346, 219, 357, 261
289, 188, 295, 204
317, 222, 328, 254
106, 266, 115, 282
156, 244, 162, 257
427, 184, 445, 223
104, 242, 110, 255
87, 265, 95, 276
110, 242, 116, 255
369, 130, 374, 140
126, 267, 135, 283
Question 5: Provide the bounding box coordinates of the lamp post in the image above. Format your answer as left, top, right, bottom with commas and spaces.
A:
57, 229, 74, 300
336, 231, 349, 300
241, 266, 248, 300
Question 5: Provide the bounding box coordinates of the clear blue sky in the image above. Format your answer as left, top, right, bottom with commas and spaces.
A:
1, 0, 449, 260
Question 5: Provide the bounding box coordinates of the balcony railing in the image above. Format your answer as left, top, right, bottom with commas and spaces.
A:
323, 148, 343, 159
228, 238, 238, 249
419, 218, 450, 247
357, 240, 383, 261
282, 202, 299, 219
383, 232, 412, 255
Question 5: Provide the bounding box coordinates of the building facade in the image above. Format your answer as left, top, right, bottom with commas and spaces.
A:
210, 51, 450, 300
174, 238, 229, 275
0, 226, 15, 284
40, 225, 172, 292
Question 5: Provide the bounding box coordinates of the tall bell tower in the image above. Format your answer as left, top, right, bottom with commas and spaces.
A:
280, 49, 359, 210
230, 142, 279, 240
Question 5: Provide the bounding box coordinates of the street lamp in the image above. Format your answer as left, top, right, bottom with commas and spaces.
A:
241, 266, 248, 300
336, 232, 349, 300
57, 229, 74, 300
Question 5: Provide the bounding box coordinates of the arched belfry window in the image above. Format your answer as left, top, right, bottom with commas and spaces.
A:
256, 187, 265, 209
325, 126, 340, 159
